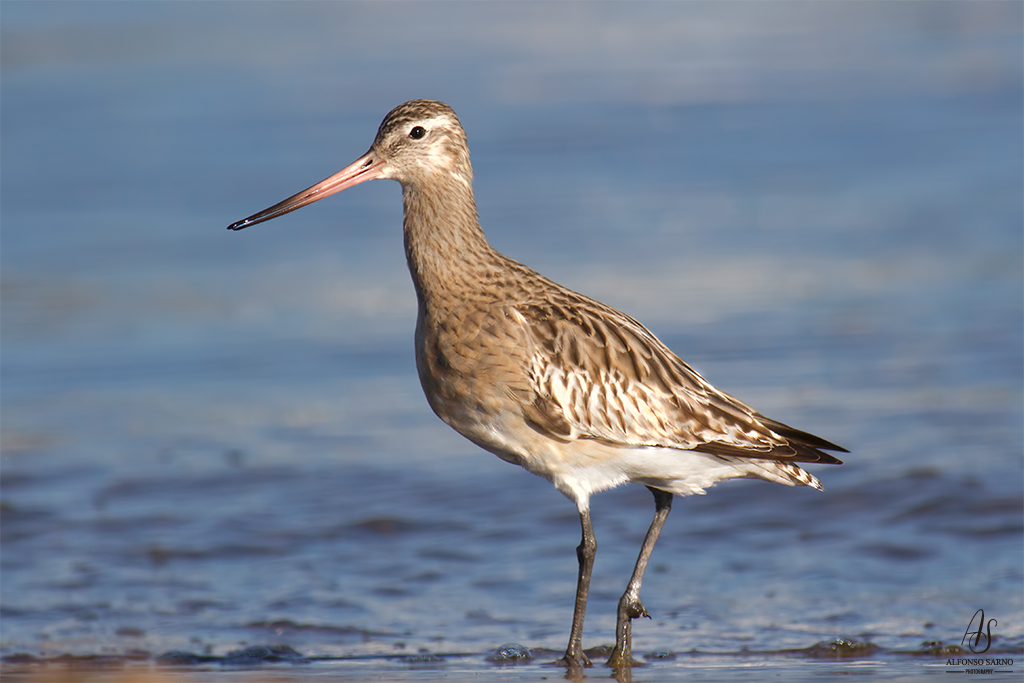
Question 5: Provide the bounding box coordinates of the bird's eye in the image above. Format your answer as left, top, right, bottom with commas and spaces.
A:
409, 126, 426, 140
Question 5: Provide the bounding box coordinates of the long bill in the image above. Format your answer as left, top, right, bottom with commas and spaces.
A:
227, 150, 385, 231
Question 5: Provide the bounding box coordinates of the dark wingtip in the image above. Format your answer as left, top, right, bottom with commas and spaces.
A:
758, 416, 848, 459
815, 452, 844, 465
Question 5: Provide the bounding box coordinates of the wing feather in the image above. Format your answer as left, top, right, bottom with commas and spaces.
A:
512, 290, 844, 465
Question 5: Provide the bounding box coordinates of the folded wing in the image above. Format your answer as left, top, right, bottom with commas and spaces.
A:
513, 293, 845, 465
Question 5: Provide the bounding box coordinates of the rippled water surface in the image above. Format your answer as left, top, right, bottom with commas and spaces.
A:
3, 2, 1022, 681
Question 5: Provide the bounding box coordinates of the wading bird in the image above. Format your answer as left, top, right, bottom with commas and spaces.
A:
228, 100, 845, 671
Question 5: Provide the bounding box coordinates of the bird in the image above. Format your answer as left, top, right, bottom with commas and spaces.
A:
227, 99, 846, 671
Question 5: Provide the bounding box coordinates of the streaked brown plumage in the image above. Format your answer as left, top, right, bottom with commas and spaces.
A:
228, 99, 846, 671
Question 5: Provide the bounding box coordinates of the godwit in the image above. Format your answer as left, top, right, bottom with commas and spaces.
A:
228, 100, 845, 670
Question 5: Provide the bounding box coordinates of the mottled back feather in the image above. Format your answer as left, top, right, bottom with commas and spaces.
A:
504, 264, 845, 465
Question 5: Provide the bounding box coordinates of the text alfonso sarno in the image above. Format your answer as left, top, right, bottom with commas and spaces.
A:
947, 658, 1013, 666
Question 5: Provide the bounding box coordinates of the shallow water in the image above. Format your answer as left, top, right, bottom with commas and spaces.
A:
2, 2, 1022, 680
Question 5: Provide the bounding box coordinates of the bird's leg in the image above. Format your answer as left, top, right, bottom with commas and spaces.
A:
607, 487, 673, 670
560, 506, 596, 670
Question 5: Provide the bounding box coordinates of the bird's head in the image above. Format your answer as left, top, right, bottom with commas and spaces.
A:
228, 99, 471, 231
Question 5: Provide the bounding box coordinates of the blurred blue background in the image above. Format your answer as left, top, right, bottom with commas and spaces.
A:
2, 1, 1021, 675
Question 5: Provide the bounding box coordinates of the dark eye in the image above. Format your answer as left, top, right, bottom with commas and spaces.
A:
409, 126, 426, 140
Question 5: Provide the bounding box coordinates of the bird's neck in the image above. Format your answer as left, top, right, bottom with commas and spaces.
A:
401, 178, 501, 306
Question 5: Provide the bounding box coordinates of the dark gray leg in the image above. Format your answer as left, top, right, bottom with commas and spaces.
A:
560, 507, 596, 670
607, 487, 673, 669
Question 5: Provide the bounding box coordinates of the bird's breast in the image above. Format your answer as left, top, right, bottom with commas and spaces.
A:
412, 300, 538, 455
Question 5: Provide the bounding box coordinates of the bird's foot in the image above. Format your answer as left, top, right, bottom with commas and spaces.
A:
607, 595, 650, 669
621, 596, 650, 621
606, 645, 643, 670
556, 649, 592, 671
557, 653, 590, 682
